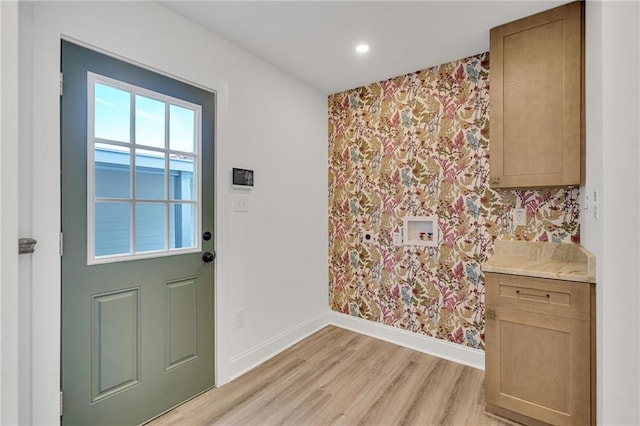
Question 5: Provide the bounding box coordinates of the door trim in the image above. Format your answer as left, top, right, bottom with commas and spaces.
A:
1, 2, 21, 424
30, 23, 232, 424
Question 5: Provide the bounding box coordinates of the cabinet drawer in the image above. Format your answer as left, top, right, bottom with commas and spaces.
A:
485, 272, 590, 320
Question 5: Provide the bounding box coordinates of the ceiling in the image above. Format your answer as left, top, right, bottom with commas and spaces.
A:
162, 1, 569, 95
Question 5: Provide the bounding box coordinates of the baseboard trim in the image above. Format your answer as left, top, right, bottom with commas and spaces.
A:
227, 311, 330, 381
328, 311, 485, 370
226, 310, 484, 385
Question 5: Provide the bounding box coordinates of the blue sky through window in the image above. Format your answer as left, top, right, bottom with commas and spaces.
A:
94, 82, 196, 153
170, 105, 195, 153
95, 83, 130, 142
136, 95, 165, 148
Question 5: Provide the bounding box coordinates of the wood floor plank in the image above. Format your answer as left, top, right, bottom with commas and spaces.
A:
356, 353, 441, 425
147, 325, 512, 426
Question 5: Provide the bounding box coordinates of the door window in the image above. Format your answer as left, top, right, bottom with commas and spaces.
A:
87, 72, 202, 264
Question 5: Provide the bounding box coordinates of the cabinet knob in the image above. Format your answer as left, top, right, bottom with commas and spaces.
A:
486, 309, 496, 320
490, 177, 500, 186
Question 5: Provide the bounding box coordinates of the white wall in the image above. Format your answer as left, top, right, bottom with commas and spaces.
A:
1, 1, 20, 424
583, 1, 640, 424
18, 3, 35, 424
25, 2, 328, 423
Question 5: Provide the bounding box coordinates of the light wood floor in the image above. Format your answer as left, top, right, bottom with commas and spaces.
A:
149, 326, 512, 426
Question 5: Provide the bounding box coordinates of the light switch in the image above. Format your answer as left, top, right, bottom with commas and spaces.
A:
233, 195, 249, 212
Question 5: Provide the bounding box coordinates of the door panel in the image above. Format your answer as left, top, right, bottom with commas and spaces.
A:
91, 288, 140, 401
61, 40, 215, 425
166, 278, 199, 369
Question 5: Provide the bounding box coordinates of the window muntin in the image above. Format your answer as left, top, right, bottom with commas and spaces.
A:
87, 72, 202, 264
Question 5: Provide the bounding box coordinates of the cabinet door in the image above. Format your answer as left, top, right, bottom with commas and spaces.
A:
485, 306, 590, 425
490, 1, 584, 188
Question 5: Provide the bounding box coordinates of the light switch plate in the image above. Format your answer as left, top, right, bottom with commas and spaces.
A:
233, 195, 249, 212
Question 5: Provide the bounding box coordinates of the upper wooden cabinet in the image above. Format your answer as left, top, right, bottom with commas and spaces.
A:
489, 1, 584, 188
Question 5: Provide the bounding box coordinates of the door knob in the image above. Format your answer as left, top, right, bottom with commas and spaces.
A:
202, 251, 215, 263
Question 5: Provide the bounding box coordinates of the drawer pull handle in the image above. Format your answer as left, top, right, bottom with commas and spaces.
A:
516, 290, 551, 300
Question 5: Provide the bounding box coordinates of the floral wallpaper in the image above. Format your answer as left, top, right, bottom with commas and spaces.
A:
327, 52, 580, 350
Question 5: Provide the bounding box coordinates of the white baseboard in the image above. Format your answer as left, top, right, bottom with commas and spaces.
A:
227, 311, 330, 382
225, 310, 484, 385
328, 311, 485, 370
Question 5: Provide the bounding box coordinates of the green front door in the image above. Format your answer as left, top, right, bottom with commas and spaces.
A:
61, 41, 215, 425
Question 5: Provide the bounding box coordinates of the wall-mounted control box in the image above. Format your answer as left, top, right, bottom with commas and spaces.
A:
232, 168, 254, 189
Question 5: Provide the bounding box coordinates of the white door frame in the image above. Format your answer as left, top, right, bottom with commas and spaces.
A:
1, 1, 20, 424
27, 4, 232, 424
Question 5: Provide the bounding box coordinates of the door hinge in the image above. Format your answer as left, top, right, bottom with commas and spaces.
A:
60, 72, 63, 96
19, 237, 38, 254
59, 232, 64, 257
59, 390, 63, 416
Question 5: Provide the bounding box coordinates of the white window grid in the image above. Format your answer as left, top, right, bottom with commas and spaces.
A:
87, 72, 203, 265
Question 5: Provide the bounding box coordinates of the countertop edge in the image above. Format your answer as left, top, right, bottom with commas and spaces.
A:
483, 265, 596, 283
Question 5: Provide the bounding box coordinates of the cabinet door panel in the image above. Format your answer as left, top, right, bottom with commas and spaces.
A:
485, 306, 590, 425
490, 1, 583, 188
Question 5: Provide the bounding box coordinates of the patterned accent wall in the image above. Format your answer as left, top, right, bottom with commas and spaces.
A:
327, 52, 580, 350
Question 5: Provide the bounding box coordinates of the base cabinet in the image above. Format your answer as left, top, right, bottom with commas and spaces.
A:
485, 273, 594, 425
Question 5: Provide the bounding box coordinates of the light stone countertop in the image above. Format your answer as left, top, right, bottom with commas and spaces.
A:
482, 240, 596, 283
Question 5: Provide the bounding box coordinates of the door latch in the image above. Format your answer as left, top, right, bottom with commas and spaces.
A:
19, 238, 38, 255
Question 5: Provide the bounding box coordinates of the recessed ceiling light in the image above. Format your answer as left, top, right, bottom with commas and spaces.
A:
355, 44, 369, 54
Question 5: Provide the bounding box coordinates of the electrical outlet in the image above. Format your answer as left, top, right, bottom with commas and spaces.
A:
513, 208, 526, 227
235, 309, 245, 329
392, 231, 403, 247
